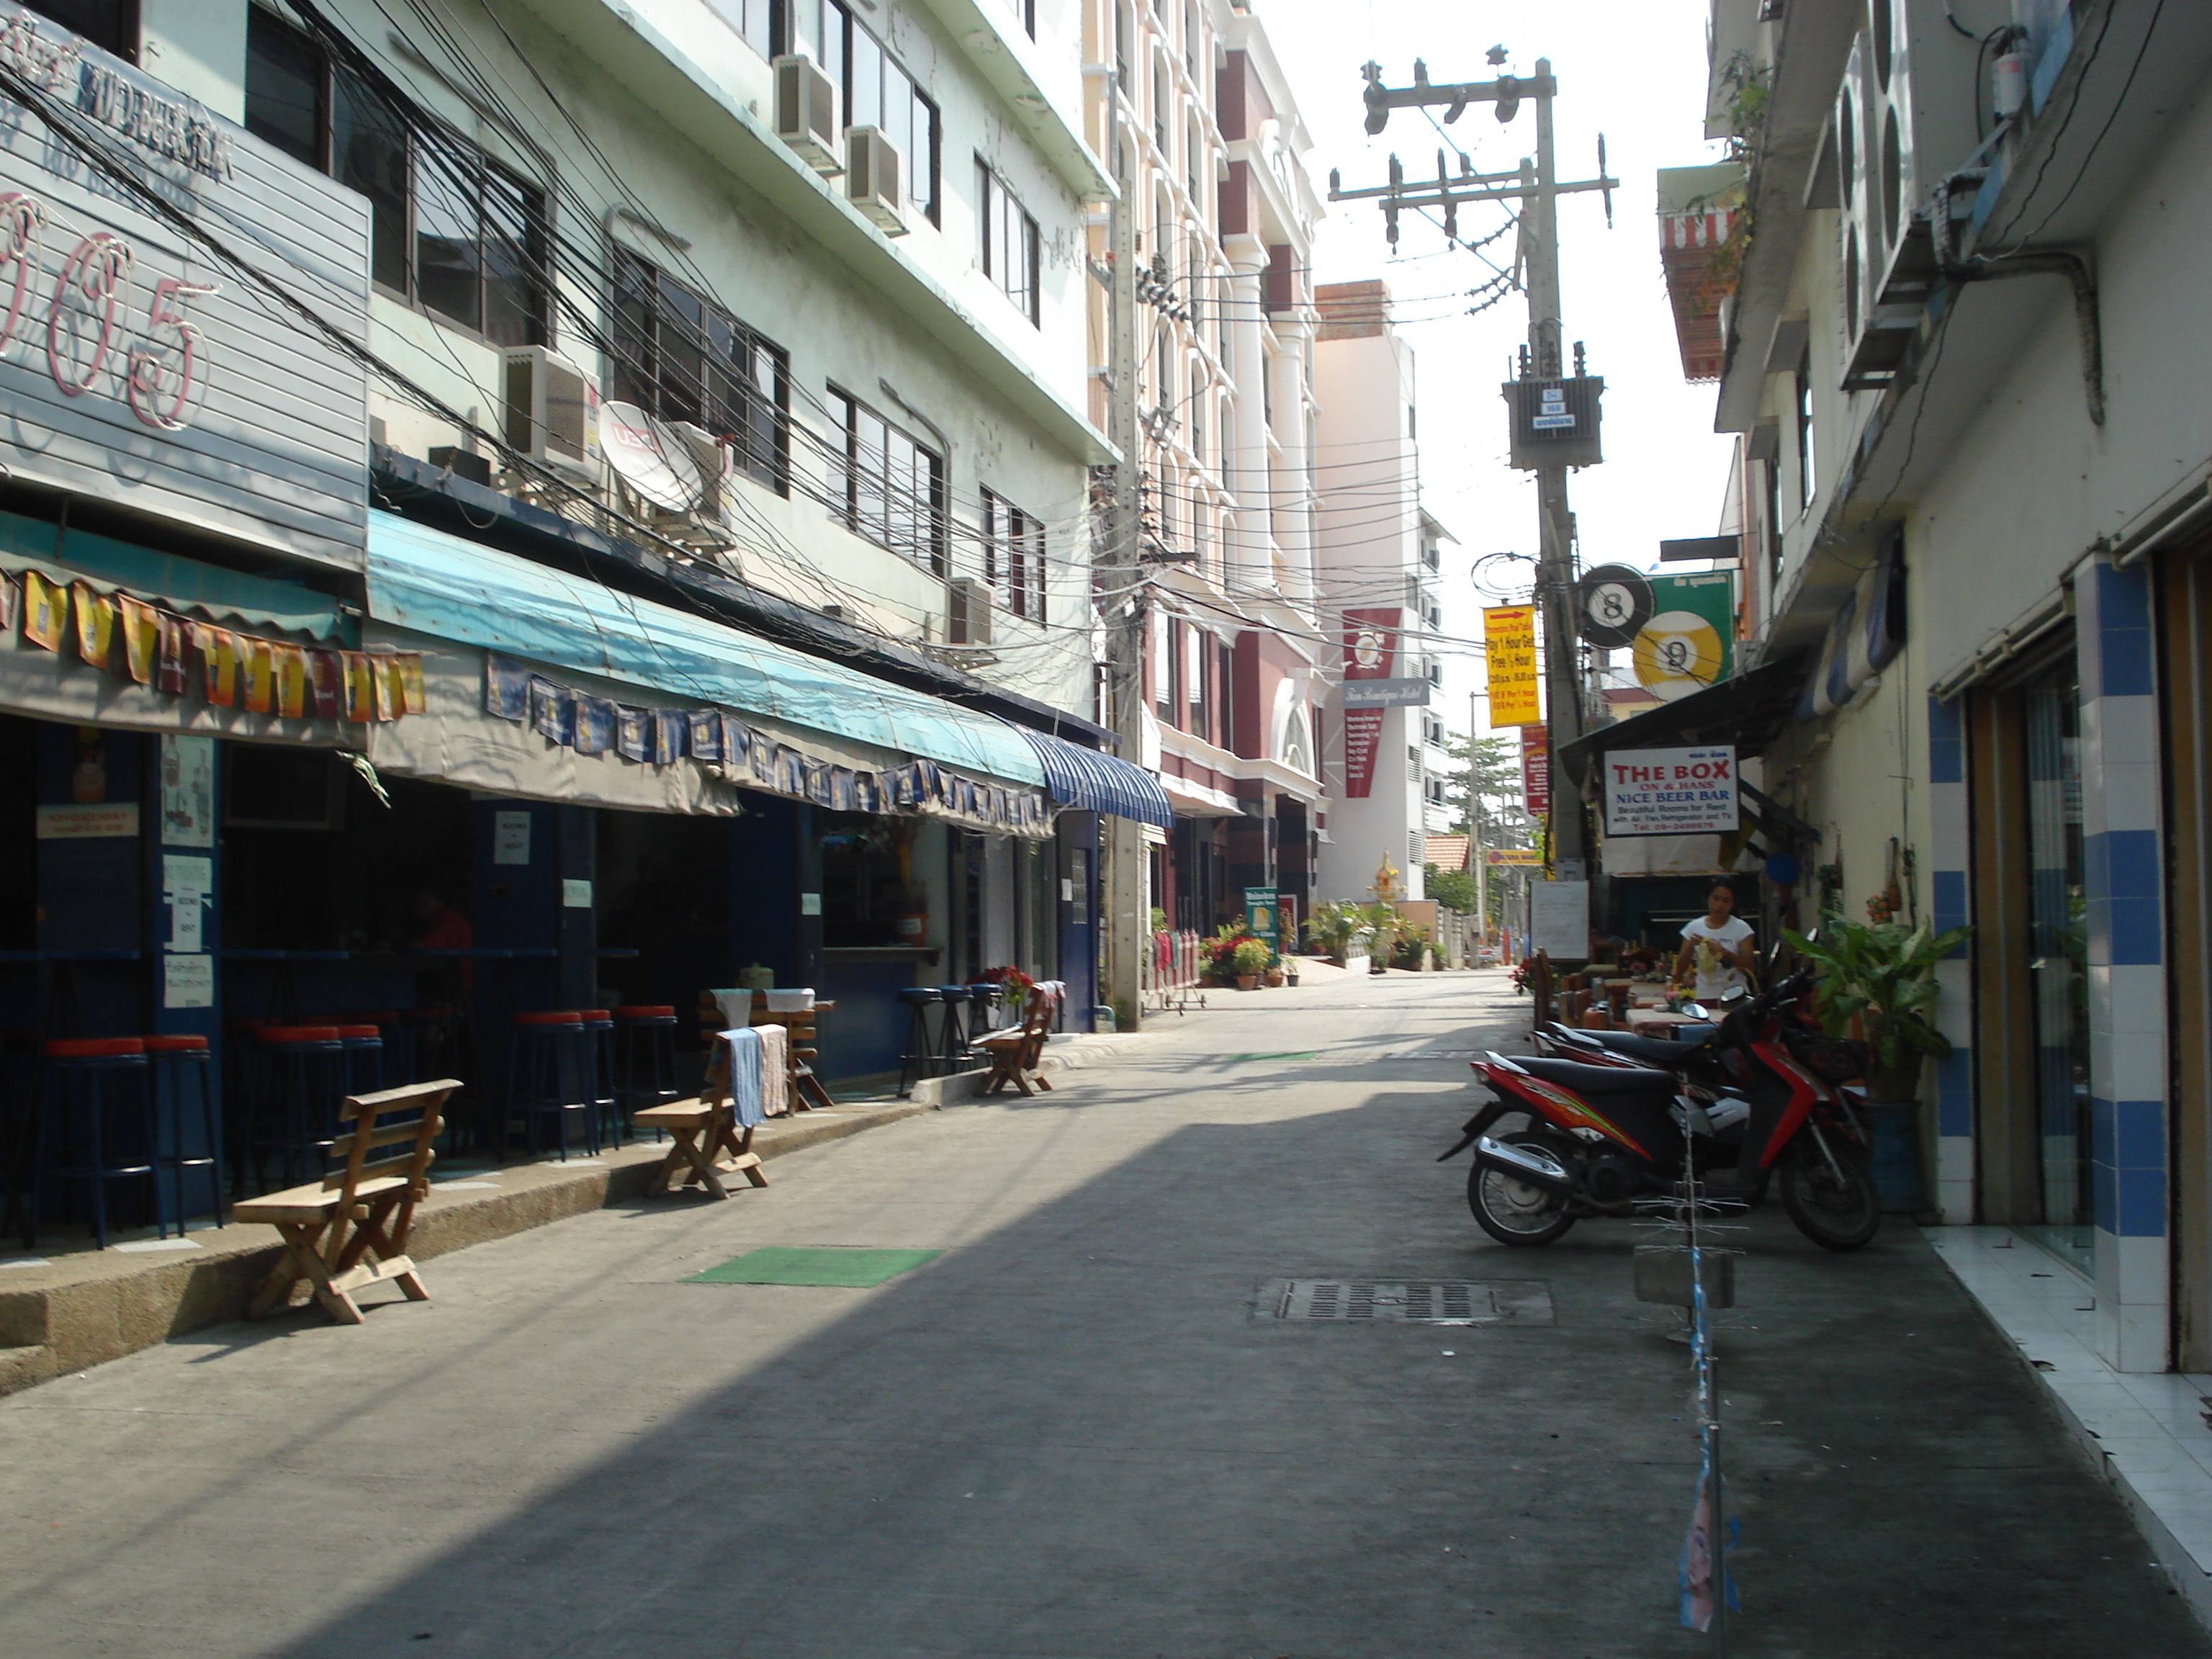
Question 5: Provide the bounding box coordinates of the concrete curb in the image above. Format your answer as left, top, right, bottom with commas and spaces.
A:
0, 1098, 933, 1393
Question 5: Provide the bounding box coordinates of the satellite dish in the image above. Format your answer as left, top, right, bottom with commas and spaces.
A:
598, 400, 703, 513
1577, 563, 1655, 649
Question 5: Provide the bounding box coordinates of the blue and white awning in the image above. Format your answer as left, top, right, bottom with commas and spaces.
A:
1797, 531, 1906, 721
1013, 727, 1174, 827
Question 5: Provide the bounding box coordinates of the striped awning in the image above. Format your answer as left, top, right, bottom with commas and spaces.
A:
1014, 727, 1174, 827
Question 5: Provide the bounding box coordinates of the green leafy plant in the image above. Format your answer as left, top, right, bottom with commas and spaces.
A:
1304, 900, 1370, 961
1781, 917, 1972, 1100
1149, 907, 1169, 935
1232, 939, 1272, 979
1426, 865, 1479, 914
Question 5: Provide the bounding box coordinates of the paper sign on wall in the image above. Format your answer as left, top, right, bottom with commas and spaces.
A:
163, 953, 215, 1009
493, 810, 532, 865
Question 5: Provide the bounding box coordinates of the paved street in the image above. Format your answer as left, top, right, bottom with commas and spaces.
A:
1, 971, 2203, 1658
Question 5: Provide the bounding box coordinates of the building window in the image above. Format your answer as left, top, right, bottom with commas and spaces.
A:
26, 0, 135, 60
246, 8, 548, 346
703, 0, 775, 58
1003, 0, 1035, 40
1794, 346, 1816, 511
789, 0, 940, 223
609, 248, 788, 493
981, 487, 1046, 622
830, 387, 946, 574
976, 162, 1040, 325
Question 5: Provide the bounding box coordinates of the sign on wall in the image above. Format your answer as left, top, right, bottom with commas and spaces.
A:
1530, 879, 1589, 961
1341, 678, 1430, 709
1244, 886, 1278, 953
1339, 606, 1398, 799
0, 2, 372, 569
1630, 572, 1735, 702
1485, 606, 1540, 727
1601, 745, 1739, 837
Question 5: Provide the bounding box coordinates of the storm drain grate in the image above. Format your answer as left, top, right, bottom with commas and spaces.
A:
1268, 1279, 1555, 1325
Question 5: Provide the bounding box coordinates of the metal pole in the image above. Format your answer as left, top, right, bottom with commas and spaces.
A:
1470, 689, 1488, 951
1100, 74, 1146, 1033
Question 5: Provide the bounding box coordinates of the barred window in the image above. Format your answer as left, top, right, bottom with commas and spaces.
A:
608, 247, 788, 493
831, 388, 946, 575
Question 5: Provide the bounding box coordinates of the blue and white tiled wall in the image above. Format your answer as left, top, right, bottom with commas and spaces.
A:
1925, 693, 1974, 1223
2076, 557, 2170, 1372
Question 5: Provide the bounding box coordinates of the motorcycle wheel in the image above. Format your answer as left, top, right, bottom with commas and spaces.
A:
1778, 1134, 1880, 1252
1467, 1133, 1578, 1247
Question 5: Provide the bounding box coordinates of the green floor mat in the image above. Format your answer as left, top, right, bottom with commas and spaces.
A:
683, 1246, 943, 1287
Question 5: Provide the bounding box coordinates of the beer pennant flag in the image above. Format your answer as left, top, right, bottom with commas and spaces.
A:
341, 652, 375, 723
71, 582, 114, 667
196, 624, 238, 707
397, 653, 426, 716
22, 570, 68, 651
156, 611, 189, 694
0, 571, 14, 634
307, 648, 341, 719
240, 636, 275, 713
274, 644, 307, 719
117, 595, 158, 685
369, 653, 397, 721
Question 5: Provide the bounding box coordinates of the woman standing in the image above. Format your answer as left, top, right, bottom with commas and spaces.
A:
1675, 881, 1756, 1003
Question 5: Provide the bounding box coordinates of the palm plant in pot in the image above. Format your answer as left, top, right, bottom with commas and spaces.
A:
1232, 938, 1272, 990
1782, 912, 1972, 1213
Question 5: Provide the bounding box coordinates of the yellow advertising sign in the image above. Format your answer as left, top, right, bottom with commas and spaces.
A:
1484, 606, 1542, 728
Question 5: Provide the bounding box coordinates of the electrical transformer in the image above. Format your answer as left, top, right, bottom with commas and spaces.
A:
1503, 374, 1605, 469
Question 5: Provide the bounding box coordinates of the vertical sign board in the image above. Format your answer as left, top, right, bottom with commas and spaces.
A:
1339, 607, 1398, 798
1530, 880, 1589, 961
1520, 723, 1550, 815
0, 3, 372, 570
1601, 746, 1740, 836
1484, 606, 1541, 728
1631, 572, 1736, 702
1244, 886, 1278, 954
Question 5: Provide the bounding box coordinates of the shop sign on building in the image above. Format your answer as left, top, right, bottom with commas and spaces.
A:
1341, 678, 1429, 709
1244, 886, 1278, 953
1339, 607, 1398, 798
1485, 606, 1540, 727
0, 1, 372, 569
1601, 745, 1739, 836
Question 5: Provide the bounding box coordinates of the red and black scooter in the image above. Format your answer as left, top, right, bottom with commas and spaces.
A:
1439, 974, 1879, 1252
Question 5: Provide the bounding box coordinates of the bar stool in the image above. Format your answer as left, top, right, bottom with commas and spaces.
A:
145, 1035, 222, 1233
895, 987, 944, 1098
967, 984, 1003, 1036
35, 1037, 158, 1250
934, 986, 976, 1074
240, 1025, 348, 1195
356, 1011, 413, 1086
507, 1011, 593, 1162
577, 1010, 621, 1149
613, 1006, 680, 1138
336, 1024, 386, 1097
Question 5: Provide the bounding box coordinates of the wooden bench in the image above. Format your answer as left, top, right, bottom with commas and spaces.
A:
234, 1080, 457, 1325
970, 987, 1058, 1097
634, 1040, 768, 1200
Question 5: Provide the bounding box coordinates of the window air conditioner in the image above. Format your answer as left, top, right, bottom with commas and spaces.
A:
846, 126, 907, 235
948, 576, 995, 646
773, 54, 842, 174
502, 346, 601, 477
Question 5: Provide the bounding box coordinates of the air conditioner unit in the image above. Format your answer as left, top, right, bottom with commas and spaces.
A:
661, 420, 732, 524
773, 54, 842, 174
1840, 4, 1975, 392
502, 346, 600, 477
948, 577, 995, 645
845, 126, 907, 235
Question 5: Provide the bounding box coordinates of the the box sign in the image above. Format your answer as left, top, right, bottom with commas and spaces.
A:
1602, 745, 1739, 837
0, 1, 371, 569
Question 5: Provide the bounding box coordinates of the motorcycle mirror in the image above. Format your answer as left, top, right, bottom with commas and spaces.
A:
1681, 1002, 1709, 1020
1716, 986, 1749, 1004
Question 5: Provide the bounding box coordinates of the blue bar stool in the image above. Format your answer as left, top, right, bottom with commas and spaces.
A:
613, 1005, 680, 1141
967, 983, 1003, 1037
507, 1011, 593, 1161
242, 1025, 349, 1195
895, 987, 944, 1098
934, 986, 975, 1074
36, 1037, 158, 1250
577, 1009, 622, 1149
145, 1034, 222, 1233
336, 1024, 386, 1097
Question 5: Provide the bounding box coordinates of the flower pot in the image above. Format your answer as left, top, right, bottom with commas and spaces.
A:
1264, 969, 1285, 987
1864, 1100, 1929, 1213
1236, 974, 1259, 991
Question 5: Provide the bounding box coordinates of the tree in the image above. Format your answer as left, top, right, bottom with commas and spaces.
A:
1426, 863, 1478, 914
1438, 730, 1534, 843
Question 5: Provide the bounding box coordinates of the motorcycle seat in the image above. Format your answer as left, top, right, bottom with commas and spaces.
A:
1591, 1031, 1707, 1066
1511, 1056, 1680, 1097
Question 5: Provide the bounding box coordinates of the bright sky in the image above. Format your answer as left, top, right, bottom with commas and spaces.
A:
1262, 0, 1735, 734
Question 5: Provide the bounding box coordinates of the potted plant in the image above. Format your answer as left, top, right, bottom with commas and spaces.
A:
1232, 938, 1271, 990
1264, 954, 1286, 988
1783, 911, 1972, 1213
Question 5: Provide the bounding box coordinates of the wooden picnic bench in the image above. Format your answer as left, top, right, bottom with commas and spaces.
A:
233, 1079, 457, 1325
696, 992, 837, 1112
634, 1038, 769, 1200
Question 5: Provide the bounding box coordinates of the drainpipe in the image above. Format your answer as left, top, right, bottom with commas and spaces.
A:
1931, 174, 2104, 426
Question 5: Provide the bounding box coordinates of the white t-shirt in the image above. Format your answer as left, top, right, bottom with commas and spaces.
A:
1680, 915, 1755, 1001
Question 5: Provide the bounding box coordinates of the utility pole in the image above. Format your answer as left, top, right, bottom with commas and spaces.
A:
1333, 53, 1614, 883
1100, 74, 1146, 1032
1468, 689, 1487, 950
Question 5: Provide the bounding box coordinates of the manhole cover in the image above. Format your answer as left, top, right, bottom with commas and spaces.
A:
1267, 1280, 1554, 1325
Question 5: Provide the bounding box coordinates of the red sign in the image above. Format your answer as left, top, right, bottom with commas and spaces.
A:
1340, 607, 1398, 799
1520, 724, 1550, 815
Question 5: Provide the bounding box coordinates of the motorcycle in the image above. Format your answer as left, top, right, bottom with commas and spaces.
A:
1439, 974, 1880, 1253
